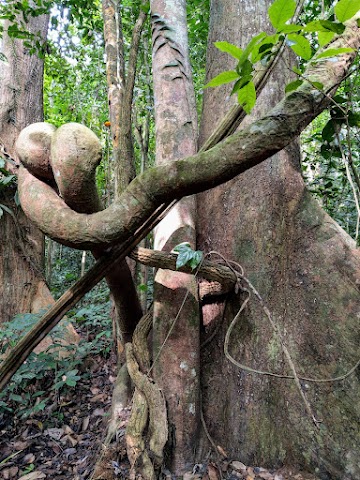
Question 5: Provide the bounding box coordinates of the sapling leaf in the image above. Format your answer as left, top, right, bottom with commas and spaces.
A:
322, 120, 335, 142
287, 34, 312, 60
334, 0, 360, 22
204, 70, 239, 88
318, 31, 335, 47
237, 81, 256, 114
214, 41, 243, 60
314, 47, 354, 60
285, 79, 303, 93
312, 81, 324, 90
278, 24, 302, 33
268, 0, 296, 29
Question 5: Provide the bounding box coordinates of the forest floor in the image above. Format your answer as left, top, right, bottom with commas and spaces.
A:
0, 351, 321, 480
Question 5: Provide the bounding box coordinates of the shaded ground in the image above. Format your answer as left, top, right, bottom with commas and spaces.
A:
0, 353, 320, 480
0, 352, 122, 479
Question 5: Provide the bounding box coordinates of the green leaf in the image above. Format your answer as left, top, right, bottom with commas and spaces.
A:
268, 0, 296, 29
237, 58, 253, 77
278, 24, 302, 33
238, 32, 267, 66
312, 81, 324, 90
319, 20, 345, 34
140, 1, 150, 13
322, 120, 335, 142
304, 20, 345, 34
318, 31, 335, 46
348, 111, 360, 127
334, 0, 360, 22
250, 34, 279, 62
173, 242, 191, 253
333, 95, 348, 104
231, 75, 253, 95
214, 41, 243, 60
314, 47, 354, 60
237, 81, 256, 114
204, 70, 239, 88
9, 393, 25, 403
287, 34, 312, 60
285, 79, 303, 93
173, 243, 203, 271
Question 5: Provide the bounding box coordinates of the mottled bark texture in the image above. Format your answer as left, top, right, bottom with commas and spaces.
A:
197, 1, 360, 479
102, 0, 146, 195
0, 9, 67, 341
150, 0, 200, 473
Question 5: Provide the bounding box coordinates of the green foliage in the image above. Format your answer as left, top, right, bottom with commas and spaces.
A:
173, 242, 203, 271
301, 75, 360, 240
205, 70, 240, 88
214, 41, 243, 60
0, 159, 16, 188
0, 299, 112, 420
314, 47, 354, 61
268, 0, 296, 29
287, 33, 312, 60
0, 0, 52, 56
0, 159, 17, 220
204, 0, 360, 114
334, 0, 360, 22
187, 0, 209, 115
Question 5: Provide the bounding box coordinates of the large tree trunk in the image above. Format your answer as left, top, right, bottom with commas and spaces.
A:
0, 10, 50, 323
197, 1, 360, 478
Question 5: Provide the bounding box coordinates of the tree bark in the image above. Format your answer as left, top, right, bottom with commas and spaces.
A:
197, 1, 360, 478
0, 9, 49, 322
150, 0, 200, 473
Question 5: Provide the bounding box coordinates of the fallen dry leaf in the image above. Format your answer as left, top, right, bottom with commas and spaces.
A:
81, 416, 90, 431
18, 471, 46, 480
2, 466, 18, 479
216, 445, 228, 458
22, 453, 35, 464
208, 463, 220, 480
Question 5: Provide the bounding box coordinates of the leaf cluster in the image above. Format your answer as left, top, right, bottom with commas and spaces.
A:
205, 0, 360, 113
173, 242, 203, 271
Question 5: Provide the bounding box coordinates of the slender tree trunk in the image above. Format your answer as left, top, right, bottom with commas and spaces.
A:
150, 0, 200, 473
197, 1, 360, 478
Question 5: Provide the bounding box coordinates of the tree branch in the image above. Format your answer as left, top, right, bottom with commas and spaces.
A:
130, 247, 236, 290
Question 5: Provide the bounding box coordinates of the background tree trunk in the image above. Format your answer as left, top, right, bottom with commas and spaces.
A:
0, 8, 78, 348
0, 11, 50, 324
197, 1, 360, 478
